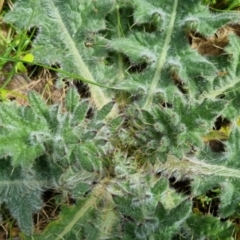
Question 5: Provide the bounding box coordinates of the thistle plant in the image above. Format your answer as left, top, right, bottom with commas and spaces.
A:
1, 0, 240, 239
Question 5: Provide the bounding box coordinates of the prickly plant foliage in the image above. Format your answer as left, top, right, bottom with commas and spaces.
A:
0, 87, 112, 235
2, 0, 240, 239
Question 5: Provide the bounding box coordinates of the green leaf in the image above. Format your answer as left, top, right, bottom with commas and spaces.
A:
225, 126, 240, 169
28, 91, 50, 119
154, 200, 191, 239
29, 183, 109, 240
218, 181, 235, 217
185, 215, 235, 239
3, 0, 240, 238
4, 0, 114, 110
71, 182, 91, 198
22, 53, 34, 63
96, 101, 115, 121
151, 178, 168, 197
0, 159, 44, 235
74, 142, 102, 172
72, 100, 89, 124
65, 86, 80, 113
0, 103, 48, 166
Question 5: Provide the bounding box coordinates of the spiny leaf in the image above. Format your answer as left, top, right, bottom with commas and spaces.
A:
65, 86, 80, 113
28, 91, 50, 119
0, 159, 45, 235
185, 215, 235, 239
4, 0, 115, 110
29, 182, 108, 240
96, 101, 115, 121
72, 100, 89, 124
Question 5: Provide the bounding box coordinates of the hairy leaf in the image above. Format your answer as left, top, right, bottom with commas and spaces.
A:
3, 0, 240, 238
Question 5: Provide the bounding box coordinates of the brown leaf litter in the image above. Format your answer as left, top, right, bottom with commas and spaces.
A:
0, 63, 66, 105
189, 24, 240, 56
